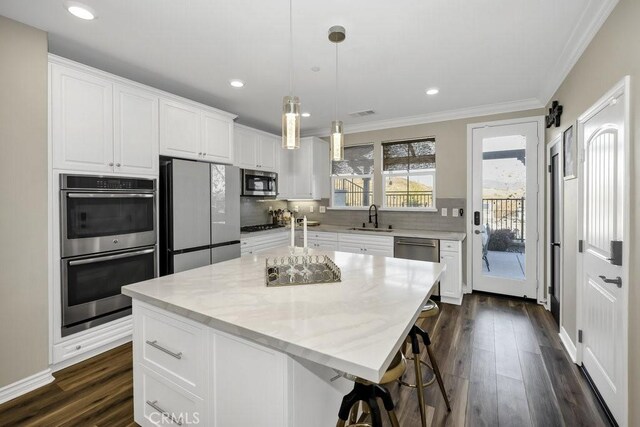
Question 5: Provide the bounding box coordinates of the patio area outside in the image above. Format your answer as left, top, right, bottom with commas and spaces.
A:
482, 249, 525, 280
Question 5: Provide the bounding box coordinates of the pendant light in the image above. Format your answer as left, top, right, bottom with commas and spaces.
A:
282, 0, 300, 150
329, 26, 346, 161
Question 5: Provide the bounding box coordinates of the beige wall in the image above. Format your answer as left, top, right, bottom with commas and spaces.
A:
544, 0, 640, 424
0, 16, 49, 387
342, 109, 545, 199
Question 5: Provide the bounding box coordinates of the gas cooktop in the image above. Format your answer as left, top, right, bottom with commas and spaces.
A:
240, 224, 285, 233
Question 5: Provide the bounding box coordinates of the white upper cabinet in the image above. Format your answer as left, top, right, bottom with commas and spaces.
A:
234, 125, 277, 172
289, 137, 330, 200
277, 148, 292, 200
202, 111, 234, 164
51, 56, 236, 176
258, 134, 278, 171
159, 98, 200, 159
235, 126, 259, 169
51, 63, 114, 173
159, 99, 235, 164
113, 84, 159, 175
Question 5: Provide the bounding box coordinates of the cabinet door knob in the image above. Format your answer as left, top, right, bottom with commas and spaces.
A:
108, 162, 114, 166
115, 163, 121, 167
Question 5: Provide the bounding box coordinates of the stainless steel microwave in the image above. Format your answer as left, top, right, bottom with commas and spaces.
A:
241, 169, 277, 197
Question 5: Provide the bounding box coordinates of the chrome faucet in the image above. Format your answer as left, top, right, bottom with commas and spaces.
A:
368, 204, 379, 229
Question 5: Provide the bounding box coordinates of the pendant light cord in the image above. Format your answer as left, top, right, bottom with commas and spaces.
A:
289, 0, 294, 96
335, 42, 338, 120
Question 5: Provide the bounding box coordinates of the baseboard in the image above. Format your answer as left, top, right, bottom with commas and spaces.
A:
0, 369, 54, 405
559, 326, 578, 363
440, 295, 463, 306
50, 335, 132, 373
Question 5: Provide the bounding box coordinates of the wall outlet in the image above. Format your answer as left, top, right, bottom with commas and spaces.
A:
294, 206, 299, 213
441, 208, 448, 217
309, 206, 314, 213
319, 206, 326, 213
452, 208, 459, 217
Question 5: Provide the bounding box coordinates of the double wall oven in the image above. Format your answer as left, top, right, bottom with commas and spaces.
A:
60, 175, 157, 337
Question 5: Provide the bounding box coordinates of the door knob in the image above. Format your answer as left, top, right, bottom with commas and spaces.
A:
599, 275, 622, 288
474, 230, 481, 235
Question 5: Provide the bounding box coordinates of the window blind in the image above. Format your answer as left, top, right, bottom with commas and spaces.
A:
331, 144, 374, 175
382, 138, 436, 171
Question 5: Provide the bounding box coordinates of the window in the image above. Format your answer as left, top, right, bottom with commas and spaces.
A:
331, 144, 374, 208
382, 138, 436, 210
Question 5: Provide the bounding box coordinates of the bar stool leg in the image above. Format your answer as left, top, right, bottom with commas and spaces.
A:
410, 331, 428, 427
416, 326, 451, 412
366, 396, 384, 427
348, 401, 359, 424
426, 342, 451, 412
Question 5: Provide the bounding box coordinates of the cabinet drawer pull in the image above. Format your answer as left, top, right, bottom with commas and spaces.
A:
146, 340, 183, 359
146, 400, 183, 426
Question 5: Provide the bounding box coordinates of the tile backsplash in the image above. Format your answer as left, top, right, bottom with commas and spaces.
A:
285, 198, 466, 232
240, 197, 288, 226
241, 197, 467, 231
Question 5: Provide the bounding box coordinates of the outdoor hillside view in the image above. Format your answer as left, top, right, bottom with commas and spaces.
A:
332, 138, 436, 208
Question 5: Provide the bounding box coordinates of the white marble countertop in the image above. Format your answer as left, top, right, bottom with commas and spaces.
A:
241, 224, 466, 241
122, 247, 444, 383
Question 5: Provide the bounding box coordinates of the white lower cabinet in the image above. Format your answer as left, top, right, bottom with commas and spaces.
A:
136, 364, 205, 427
439, 240, 463, 305
337, 234, 394, 257
241, 232, 289, 255
133, 301, 348, 427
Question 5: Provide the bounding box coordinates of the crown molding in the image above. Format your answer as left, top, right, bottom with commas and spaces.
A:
538, 0, 619, 105
302, 98, 543, 137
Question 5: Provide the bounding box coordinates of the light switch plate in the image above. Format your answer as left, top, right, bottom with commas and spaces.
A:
309, 206, 314, 213
441, 208, 448, 216
268, 206, 273, 212
452, 208, 459, 217
294, 206, 299, 212
319, 206, 326, 213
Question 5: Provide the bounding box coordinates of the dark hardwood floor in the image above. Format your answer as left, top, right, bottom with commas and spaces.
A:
0, 294, 611, 426
0, 342, 135, 426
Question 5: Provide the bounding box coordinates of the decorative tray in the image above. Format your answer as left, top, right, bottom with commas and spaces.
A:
265, 255, 341, 287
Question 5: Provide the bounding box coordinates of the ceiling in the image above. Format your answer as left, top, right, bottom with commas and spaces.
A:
0, 0, 617, 135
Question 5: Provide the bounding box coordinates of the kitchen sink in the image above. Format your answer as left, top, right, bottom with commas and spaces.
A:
348, 227, 393, 232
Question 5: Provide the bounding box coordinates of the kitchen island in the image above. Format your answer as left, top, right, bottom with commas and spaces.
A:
122, 247, 444, 426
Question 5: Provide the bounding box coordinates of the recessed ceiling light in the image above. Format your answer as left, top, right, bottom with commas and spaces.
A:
229, 79, 244, 88
301, 112, 311, 118
65, 1, 96, 20
426, 88, 439, 96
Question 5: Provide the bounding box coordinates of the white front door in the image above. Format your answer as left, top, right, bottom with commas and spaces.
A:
578, 82, 627, 425
470, 120, 540, 298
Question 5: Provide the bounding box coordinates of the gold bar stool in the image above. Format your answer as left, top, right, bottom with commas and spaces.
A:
336, 351, 406, 427
400, 299, 440, 387
400, 299, 451, 427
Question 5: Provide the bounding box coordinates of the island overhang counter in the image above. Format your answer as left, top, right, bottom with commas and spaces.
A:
123, 248, 445, 426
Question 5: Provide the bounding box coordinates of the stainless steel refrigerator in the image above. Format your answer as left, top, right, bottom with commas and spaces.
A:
159, 157, 241, 275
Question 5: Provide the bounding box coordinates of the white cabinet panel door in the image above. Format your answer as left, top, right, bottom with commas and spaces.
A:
258, 135, 278, 171
440, 250, 461, 300
234, 127, 259, 169
114, 84, 158, 175
202, 112, 233, 164
51, 64, 114, 172
159, 99, 200, 160
212, 331, 287, 426
292, 140, 313, 198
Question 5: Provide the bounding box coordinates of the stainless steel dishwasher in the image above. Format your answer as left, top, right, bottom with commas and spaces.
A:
394, 237, 440, 295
